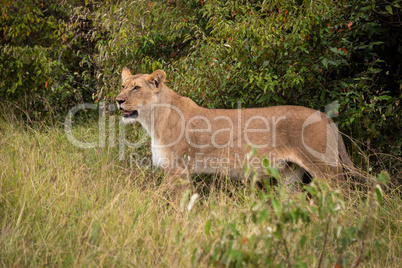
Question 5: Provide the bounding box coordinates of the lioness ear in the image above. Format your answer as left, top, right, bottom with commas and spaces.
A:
147, 69, 166, 91
122, 68, 132, 81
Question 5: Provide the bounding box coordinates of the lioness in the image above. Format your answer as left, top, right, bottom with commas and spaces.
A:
117, 69, 356, 187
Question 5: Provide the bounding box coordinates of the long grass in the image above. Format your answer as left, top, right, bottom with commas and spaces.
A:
0, 115, 401, 267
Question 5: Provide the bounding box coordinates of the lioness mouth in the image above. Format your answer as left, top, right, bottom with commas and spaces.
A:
123, 110, 138, 118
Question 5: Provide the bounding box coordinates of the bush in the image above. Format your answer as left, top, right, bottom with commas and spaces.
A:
200, 174, 389, 267
1, 0, 401, 179
0, 0, 104, 117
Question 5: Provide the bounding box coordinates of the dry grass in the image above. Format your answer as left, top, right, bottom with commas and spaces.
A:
0, 117, 401, 267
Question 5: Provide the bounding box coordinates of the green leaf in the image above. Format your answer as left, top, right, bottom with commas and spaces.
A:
322, 58, 328, 68
376, 171, 389, 184
91, 222, 99, 244
299, 235, 307, 248
259, 209, 268, 223
236, 251, 243, 266
262, 157, 270, 168
131, 208, 141, 227
375, 185, 383, 206
330, 47, 340, 54
269, 167, 279, 179
272, 199, 281, 216
252, 212, 257, 224
378, 95, 392, 101
372, 68, 382, 74
252, 147, 257, 156
205, 219, 211, 235
229, 223, 240, 236
385, 5, 393, 15
296, 262, 308, 268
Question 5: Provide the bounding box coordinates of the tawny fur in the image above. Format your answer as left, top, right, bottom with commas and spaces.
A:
117, 69, 356, 185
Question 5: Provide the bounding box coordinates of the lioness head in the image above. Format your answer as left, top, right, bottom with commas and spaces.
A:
116, 68, 166, 124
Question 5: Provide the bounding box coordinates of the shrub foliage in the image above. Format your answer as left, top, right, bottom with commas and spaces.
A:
1, 0, 401, 175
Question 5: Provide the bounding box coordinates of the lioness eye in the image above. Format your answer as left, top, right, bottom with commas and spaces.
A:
133, 86, 140, 91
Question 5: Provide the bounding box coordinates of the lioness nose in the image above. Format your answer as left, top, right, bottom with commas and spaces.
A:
116, 99, 126, 105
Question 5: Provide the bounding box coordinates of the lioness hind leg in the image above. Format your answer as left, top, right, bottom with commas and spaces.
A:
282, 163, 306, 192
292, 153, 346, 188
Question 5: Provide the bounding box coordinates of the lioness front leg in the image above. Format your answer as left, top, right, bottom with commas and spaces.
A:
165, 167, 193, 195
